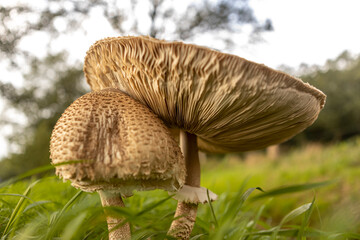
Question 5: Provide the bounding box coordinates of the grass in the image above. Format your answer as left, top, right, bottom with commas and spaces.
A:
1, 137, 360, 239
202, 137, 360, 229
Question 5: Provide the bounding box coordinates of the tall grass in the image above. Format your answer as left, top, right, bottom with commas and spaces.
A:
1, 178, 358, 239
1, 138, 360, 239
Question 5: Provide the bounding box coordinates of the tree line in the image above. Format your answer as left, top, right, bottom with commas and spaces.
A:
290, 51, 360, 145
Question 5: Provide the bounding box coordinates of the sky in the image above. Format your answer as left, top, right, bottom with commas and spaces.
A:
1, 0, 360, 157
246, 0, 360, 68
12, 0, 360, 70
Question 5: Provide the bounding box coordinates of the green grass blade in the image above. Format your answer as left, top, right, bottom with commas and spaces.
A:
61, 211, 87, 240
194, 217, 210, 233
223, 187, 262, 222
247, 227, 324, 238
241, 187, 263, 203
251, 180, 335, 201
211, 187, 262, 240
0, 160, 87, 188
2, 180, 40, 238
244, 203, 266, 239
131, 231, 158, 240
59, 190, 83, 217
0, 198, 11, 207
297, 197, 315, 240
135, 194, 173, 217
104, 206, 133, 219
50, 190, 83, 225
341, 232, 360, 239
272, 203, 312, 239
46, 190, 83, 239
280, 203, 312, 225
23, 200, 52, 213
0, 193, 33, 202
207, 189, 218, 228
106, 195, 174, 237
0, 166, 54, 188
190, 233, 206, 239
15, 214, 46, 240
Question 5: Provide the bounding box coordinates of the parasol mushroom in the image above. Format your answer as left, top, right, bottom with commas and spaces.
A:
83, 36, 326, 239
50, 88, 185, 240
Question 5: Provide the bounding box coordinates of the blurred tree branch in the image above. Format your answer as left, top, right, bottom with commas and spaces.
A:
1, 0, 272, 63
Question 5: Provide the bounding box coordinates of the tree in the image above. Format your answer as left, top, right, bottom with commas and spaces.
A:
281, 51, 360, 145
301, 51, 360, 142
0, 0, 273, 179
0, 53, 86, 179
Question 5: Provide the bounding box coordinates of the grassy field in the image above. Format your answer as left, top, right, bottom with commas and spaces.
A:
202, 138, 360, 230
1, 138, 360, 239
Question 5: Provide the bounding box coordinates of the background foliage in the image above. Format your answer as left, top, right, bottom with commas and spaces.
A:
300, 51, 360, 142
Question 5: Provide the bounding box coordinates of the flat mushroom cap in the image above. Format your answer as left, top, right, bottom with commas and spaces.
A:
50, 89, 185, 196
84, 36, 326, 152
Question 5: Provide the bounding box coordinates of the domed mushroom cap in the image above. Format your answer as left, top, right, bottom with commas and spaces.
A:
50, 89, 185, 196
84, 36, 326, 152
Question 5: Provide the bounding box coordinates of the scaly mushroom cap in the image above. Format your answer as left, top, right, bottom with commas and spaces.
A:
84, 36, 326, 152
50, 88, 185, 196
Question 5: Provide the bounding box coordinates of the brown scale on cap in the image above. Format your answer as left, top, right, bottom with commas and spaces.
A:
50, 88, 185, 196
84, 36, 326, 153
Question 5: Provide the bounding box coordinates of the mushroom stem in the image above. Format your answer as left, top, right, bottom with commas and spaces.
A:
99, 191, 131, 240
168, 130, 200, 239
182, 131, 201, 188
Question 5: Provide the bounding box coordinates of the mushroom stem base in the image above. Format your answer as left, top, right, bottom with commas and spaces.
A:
168, 202, 198, 239
99, 191, 131, 240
